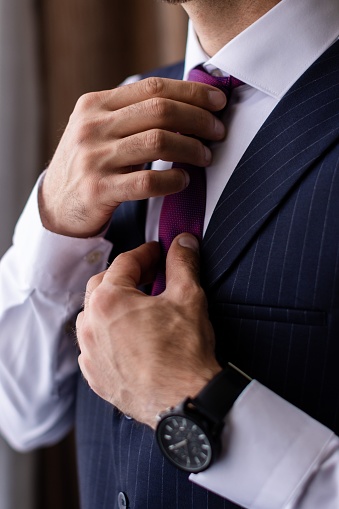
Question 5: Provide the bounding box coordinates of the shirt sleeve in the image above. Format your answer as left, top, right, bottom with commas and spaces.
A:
0, 174, 112, 451
190, 380, 339, 509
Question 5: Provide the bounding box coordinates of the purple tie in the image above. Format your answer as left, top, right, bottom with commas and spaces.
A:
152, 65, 243, 295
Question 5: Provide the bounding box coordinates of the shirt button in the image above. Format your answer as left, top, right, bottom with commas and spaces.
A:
85, 250, 103, 264
117, 492, 129, 508
210, 68, 224, 77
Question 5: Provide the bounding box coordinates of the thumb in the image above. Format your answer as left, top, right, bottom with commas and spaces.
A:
104, 241, 161, 288
165, 233, 201, 296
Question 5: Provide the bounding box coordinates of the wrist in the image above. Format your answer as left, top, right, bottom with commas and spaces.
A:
38, 180, 110, 238
38, 182, 66, 235
156, 363, 252, 472
147, 363, 222, 429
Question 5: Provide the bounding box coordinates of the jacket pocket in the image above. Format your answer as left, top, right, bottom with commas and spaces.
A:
210, 302, 326, 326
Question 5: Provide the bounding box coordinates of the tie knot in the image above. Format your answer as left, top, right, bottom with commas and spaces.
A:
188, 64, 243, 98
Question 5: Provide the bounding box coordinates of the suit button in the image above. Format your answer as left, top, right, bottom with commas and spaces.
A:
117, 492, 128, 508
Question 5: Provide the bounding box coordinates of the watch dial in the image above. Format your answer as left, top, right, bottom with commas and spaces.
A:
158, 416, 212, 472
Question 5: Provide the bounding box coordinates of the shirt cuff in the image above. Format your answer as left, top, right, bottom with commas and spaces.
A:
10, 174, 113, 293
190, 381, 334, 509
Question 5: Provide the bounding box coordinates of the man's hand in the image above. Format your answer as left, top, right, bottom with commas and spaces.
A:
39, 78, 226, 237
76, 233, 221, 428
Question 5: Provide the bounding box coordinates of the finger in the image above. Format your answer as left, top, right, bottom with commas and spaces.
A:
101, 167, 190, 204
76, 313, 88, 357
103, 241, 161, 288
83, 270, 106, 309
107, 99, 225, 141
76, 310, 84, 330
99, 77, 227, 113
77, 353, 87, 380
109, 129, 212, 169
75, 311, 84, 348
164, 234, 202, 298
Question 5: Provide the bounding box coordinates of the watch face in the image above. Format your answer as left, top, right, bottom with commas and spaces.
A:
157, 415, 213, 473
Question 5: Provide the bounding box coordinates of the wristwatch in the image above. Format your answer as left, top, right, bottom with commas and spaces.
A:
156, 363, 251, 473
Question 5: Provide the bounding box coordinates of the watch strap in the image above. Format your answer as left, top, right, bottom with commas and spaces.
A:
190, 363, 251, 423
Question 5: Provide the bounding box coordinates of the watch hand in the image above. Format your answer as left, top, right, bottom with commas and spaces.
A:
169, 439, 188, 451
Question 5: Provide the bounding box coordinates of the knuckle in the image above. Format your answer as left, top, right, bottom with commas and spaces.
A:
75, 91, 100, 112
75, 122, 93, 144
148, 97, 170, 120
174, 279, 204, 305
183, 80, 202, 105
144, 76, 165, 97
113, 251, 129, 265
86, 273, 102, 291
186, 81, 197, 98
77, 321, 90, 344
89, 286, 114, 315
145, 129, 166, 153
87, 287, 104, 310
113, 250, 136, 273
144, 129, 167, 153
187, 285, 207, 311
133, 171, 156, 195
190, 284, 206, 303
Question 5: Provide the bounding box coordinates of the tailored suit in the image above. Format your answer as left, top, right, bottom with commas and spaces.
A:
75, 40, 339, 509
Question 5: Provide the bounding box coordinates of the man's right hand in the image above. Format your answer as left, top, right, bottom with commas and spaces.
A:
39, 77, 226, 238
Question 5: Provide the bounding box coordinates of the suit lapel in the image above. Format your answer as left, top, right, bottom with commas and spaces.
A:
202, 40, 339, 289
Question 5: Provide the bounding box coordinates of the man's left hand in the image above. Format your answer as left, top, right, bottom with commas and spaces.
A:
76, 233, 221, 429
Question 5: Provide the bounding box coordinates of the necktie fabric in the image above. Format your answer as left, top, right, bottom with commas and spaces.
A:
152, 66, 243, 295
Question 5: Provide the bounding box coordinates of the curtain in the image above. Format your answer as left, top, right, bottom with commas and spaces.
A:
0, 0, 41, 508
0, 0, 41, 257
40, 0, 188, 159
0, 1, 187, 508
0, 438, 37, 509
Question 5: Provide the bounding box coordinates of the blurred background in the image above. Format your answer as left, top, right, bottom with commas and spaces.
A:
0, 0, 187, 507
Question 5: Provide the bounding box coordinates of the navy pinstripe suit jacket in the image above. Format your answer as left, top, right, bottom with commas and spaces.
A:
75, 40, 339, 509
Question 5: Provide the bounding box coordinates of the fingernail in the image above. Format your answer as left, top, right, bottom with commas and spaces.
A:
181, 169, 190, 188
208, 90, 226, 109
178, 234, 199, 252
214, 117, 225, 138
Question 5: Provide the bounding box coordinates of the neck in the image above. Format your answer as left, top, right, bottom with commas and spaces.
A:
182, 0, 281, 55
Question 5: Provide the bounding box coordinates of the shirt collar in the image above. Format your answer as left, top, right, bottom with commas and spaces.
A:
184, 0, 339, 99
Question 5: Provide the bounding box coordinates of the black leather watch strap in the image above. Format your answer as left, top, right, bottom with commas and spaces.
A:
190, 363, 252, 423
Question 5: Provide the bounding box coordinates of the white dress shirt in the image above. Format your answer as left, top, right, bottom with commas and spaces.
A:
0, 0, 338, 507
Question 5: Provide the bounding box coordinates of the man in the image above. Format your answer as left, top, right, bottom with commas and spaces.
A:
0, 0, 338, 507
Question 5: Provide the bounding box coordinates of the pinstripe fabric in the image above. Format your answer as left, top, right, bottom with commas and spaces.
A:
209, 144, 339, 429
202, 42, 339, 287
75, 42, 339, 508
76, 379, 235, 508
